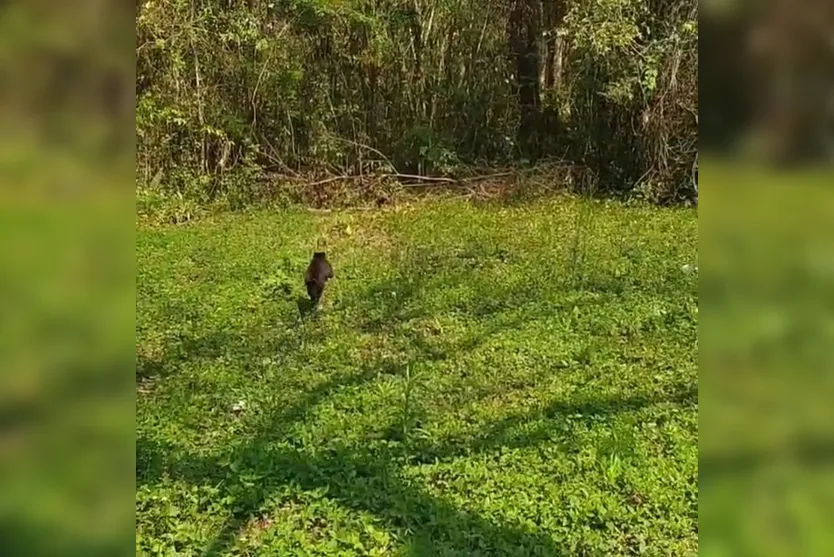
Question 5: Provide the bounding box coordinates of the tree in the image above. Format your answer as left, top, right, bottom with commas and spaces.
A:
508, 0, 542, 159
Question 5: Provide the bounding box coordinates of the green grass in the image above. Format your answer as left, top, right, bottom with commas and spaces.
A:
136, 196, 698, 556
698, 160, 834, 556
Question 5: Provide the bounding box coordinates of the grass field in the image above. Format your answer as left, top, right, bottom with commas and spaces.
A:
136, 196, 698, 556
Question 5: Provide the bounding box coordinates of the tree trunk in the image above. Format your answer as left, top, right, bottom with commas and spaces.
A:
509, 0, 542, 159
541, 0, 566, 93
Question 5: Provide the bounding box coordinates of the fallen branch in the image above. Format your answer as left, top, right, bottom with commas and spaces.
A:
394, 174, 457, 183
304, 171, 516, 188
306, 176, 352, 187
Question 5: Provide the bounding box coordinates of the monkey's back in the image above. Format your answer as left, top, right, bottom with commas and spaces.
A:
305, 258, 332, 285
304, 254, 333, 303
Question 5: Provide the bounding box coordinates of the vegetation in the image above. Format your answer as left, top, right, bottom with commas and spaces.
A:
136, 0, 698, 210
137, 197, 698, 555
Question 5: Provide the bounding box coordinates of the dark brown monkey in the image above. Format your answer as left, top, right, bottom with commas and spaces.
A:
304, 252, 333, 305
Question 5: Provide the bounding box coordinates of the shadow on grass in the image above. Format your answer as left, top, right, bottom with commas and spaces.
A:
193, 446, 564, 556
138, 376, 697, 555
296, 296, 317, 317
407, 382, 698, 464
136, 354, 166, 382
699, 436, 834, 480
138, 243, 696, 555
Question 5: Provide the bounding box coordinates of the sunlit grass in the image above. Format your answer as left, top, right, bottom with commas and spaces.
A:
137, 196, 697, 555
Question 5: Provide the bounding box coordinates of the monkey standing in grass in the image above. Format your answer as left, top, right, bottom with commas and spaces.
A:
304, 252, 333, 306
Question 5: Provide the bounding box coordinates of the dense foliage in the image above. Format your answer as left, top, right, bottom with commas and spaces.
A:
136, 0, 697, 207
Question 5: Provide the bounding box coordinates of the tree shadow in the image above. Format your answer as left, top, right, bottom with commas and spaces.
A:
352, 250, 562, 338
136, 353, 166, 382
296, 296, 317, 317
137, 272, 578, 554
699, 436, 834, 480
408, 382, 698, 464
139, 374, 697, 555
139, 241, 696, 555
142, 425, 567, 556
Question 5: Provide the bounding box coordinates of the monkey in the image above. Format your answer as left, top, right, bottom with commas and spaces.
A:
304, 252, 334, 305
